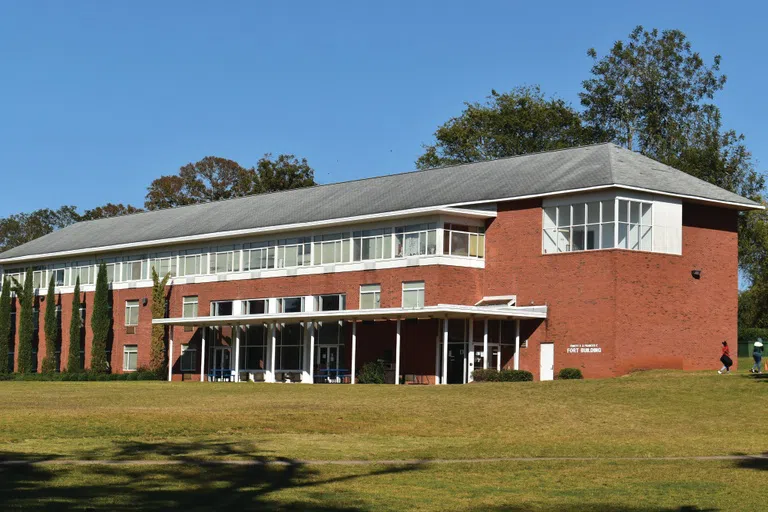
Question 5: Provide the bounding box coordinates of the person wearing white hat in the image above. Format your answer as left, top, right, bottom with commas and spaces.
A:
751, 338, 764, 374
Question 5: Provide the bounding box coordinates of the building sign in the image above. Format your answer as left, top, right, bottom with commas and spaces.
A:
567, 343, 602, 354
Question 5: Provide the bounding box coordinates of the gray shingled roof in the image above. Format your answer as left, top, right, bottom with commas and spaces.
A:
0, 143, 759, 261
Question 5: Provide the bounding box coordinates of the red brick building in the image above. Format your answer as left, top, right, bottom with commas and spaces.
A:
0, 144, 759, 382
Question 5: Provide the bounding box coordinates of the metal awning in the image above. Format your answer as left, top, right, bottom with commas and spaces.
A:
152, 304, 547, 327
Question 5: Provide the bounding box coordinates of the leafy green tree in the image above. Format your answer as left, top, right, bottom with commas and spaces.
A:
67, 278, 82, 373
0, 206, 79, 252
40, 275, 59, 373
90, 263, 110, 373
0, 278, 11, 373
11, 270, 34, 374
80, 203, 143, 221
150, 267, 171, 374
416, 86, 603, 169
144, 154, 316, 210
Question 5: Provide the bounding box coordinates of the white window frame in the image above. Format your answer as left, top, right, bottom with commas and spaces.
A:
313, 233, 350, 265
211, 250, 239, 274
395, 224, 437, 258
125, 300, 139, 327
180, 345, 197, 372
360, 284, 381, 310
353, 229, 392, 261
123, 345, 138, 371
444, 224, 485, 258
182, 296, 198, 318
402, 281, 425, 309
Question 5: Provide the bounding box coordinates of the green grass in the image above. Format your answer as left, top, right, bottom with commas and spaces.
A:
0, 369, 765, 510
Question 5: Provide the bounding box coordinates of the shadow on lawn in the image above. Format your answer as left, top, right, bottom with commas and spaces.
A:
733, 452, 768, 471
471, 507, 716, 512
0, 440, 422, 511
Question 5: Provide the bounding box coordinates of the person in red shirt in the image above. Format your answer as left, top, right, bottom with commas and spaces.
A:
718, 341, 733, 374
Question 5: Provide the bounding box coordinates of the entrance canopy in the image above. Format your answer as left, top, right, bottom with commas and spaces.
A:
152, 304, 547, 327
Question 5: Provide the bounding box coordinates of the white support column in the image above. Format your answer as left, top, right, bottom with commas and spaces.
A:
266, 323, 276, 383
514, 319, 521, 371
234, 325, 241, 382
200, 327, 206, 382
442, 318, 448, 385
395, 319, 401, 385
435, 327, 440, 384
483, 319, 489, 370
467, 319, 474, 383
308, 322, 315, 384
351, 322, 357, 384
168, 326, 174, 382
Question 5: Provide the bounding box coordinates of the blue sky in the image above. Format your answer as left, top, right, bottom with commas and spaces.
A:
0, 0, 765, 216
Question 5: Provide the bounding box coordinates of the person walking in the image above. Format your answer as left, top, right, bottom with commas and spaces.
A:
718, 341, 733, 374
751, 339, 764, 374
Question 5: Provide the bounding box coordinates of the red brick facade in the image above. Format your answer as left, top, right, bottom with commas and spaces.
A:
10, 198, 739, 381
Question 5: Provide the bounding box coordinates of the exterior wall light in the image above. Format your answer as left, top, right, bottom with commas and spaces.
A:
142, 297, 148, 306
691, 270, 702, 280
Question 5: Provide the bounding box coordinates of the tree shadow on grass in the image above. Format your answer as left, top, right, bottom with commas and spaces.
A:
469, 507, 715, 512
0, 441, 422, 511
732, 452, 768, 471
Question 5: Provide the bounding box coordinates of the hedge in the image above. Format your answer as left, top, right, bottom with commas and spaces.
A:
471, 369, 533, 382
557, 368, 583, 380
0, 369, 162, 382
356, 361, 386, 384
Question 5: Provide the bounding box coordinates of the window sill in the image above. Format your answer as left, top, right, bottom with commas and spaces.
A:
542, 247, 681, 257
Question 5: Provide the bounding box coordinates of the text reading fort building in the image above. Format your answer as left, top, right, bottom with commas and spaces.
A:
0, 143, 760, 383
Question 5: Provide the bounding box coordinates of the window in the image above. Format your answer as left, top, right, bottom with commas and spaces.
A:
123, 345, 138, 371
50, 268, 65, 287
182, 296, 198, 318
122, 259, 146, 281
241, 324, 267, 371
353, 229, 392, 261
395, 224, 437, 257
150, 255, 176, 278
618, 199, 653, 251
244, 241, 276, 270
246, 299, 267, 315
33, 307, 39, 331
125, 300, 139, 327
211, 250, 239, 274
402, 281, 425, 309
180, 345, 196, 372
278, 297, 304, 313
277, 323, 303, 371
181, 253, 205, 276
32, 270, 46, 289
276, 238, 312, 268
444, 224, 485, 258
70, 265, 94, 285
313, 233, 350, 265
543, 199, 629, 253
212, 301, 234, 316
360, 284, 381, 309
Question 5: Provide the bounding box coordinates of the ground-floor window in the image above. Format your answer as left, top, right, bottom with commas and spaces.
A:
240, 324, 267, 371
123, 345, 138, 371
180, 345, 196, 372
277, 323, 303, 371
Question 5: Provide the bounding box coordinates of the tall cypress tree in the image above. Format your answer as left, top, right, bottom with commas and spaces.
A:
41, 275, 59, 373
12, 270, 34, 374
67, 278, 82, 373
90, 263, 110, 373
150, 267, 171, 375
0, 278, 11, 374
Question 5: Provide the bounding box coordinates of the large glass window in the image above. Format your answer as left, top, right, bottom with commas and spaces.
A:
313, 233, 350, 265
278, 297, 304, 313
543, 199, 650, 253
150, 255, 176, 278
444, 224, 485, 258
180, 345, 196, 372
241, 324, 267, 370
122, 259, 146, 281
123, 345, 138, 371
211, 301, 234, 316
246, 299, 267, 315
402, 281, 425, 309
395, 224, 437, 257
277, 323, 303, 371
70, 264, 94, 285
181, 252, 205, 276
32, 270, 46, 289
276, 237, 311, 268
50, 268, 65, 287
211, 249, 239, 274
353, 229, 392, 261
360, 284, 381, 309
105, 263, 118, 283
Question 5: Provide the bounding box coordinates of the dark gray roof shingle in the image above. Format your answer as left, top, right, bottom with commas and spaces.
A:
0, 143, 759, 260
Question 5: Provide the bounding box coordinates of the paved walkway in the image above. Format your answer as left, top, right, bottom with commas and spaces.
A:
1, 455, 765, 466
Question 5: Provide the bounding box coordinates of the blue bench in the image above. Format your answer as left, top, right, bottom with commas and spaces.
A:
207, 368, 233, 382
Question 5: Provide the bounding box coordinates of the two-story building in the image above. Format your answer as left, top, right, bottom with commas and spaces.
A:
0, 143, 759, 382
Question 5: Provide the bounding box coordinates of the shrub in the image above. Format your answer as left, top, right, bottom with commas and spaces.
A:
472, 369, 533, 382
558, 368, 583, 380
356, 361, 385, 384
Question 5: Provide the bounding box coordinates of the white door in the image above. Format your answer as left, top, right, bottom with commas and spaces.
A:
539, 343, 554, 381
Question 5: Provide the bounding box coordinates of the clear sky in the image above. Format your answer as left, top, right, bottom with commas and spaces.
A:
0, 0, 765, 217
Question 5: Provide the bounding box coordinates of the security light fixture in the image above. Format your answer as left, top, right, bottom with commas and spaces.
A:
691, 270, 702, 280
142, 297, 148, 306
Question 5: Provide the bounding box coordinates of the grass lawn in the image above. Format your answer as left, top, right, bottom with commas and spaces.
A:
0, 369, 765, 510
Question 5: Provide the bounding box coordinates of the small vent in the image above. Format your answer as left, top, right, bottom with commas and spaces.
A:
126, 326, 136, 335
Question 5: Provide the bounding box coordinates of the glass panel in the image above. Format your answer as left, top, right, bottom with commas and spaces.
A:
641, 203, 652, 225
573, 203, 585, 225
558, 205, 571, 227
557, 228, 571, 252
403, 290, 418, 308
450, 232, 469, 256
619, 200, 629, 223
587, 202, 600, 224
403, 281, 424, 290
403, 233, 420, 257
618, 223, 628, 249
572, 226, 585, 251
629, 223, 640, 250
586, 225, 599, 250
601, 200, 615, 223
601, 223, 615, 249
543, 207, 557, 229
630, 202, 640, 224
321, 242, 335, 264
477, 234, 484, 258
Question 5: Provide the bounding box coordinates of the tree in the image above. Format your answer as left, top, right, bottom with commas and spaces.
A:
67, 278, 82, 373
144, 154, 316, 210
416, 86, 604, 169
0, 206, 79, 252
80, 203, 143, 221
254, 154, 316, 193
40, 275, 59, 373
90, 263, 110, 373
11, 270, 34, 374
0, 278, 11, 373
150, 267, 171, 375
